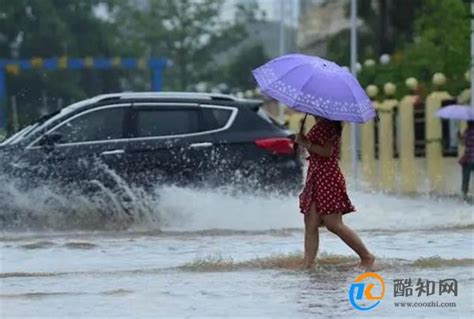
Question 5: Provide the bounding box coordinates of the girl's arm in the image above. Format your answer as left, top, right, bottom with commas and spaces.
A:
304, 140, 334, 157
295, 133, 334, 157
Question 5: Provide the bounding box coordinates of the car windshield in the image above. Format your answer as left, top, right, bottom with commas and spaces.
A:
1, 124, 37, 145
1, 110, 61, 145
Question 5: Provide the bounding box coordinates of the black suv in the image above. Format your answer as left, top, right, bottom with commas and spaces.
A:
0, 92, 303, 193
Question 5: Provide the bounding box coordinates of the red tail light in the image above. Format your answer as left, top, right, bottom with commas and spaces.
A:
255, 138, 295, 155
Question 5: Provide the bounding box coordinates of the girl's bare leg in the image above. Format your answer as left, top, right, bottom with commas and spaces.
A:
322, 213, 375, 269
303, 203, 322, 269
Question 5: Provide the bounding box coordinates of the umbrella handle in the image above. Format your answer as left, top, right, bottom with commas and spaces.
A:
294, 113, 308, 152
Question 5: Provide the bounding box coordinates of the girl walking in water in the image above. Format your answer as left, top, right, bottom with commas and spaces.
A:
252, 54, 377, 269
295, 117, 375, 270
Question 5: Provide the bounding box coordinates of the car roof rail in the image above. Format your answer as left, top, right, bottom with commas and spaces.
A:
93, 92, 263, 110
95, 92, 244, 102
96, 96, 122, 103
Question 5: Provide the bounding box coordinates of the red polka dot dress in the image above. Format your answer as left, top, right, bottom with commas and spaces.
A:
299, 119, 355, 216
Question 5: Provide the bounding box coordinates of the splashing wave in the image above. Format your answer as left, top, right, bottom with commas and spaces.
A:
1, 253, 472, 279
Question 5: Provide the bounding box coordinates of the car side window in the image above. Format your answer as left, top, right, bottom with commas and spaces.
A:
134, 109, 201, 137
48, 106, 126, 144
201, 107, 233, 131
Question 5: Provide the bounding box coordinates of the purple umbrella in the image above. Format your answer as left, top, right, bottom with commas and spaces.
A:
252, 54, 375, 123
436, 104, 474, 121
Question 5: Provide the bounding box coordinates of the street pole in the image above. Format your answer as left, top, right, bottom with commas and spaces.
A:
278, 0, 286, 122
350, 0, 359, 184
279, 0, 286, 56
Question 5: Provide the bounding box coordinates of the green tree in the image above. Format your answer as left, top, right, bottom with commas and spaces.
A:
326, 0, 423, 66
222, 43, 268, 92
357, 0, 423, 55
0, 0, 125, 129
400, 0, 469, 94
117, 0, 259, 90
327, 0, 470, 99
358, 0, 469, 98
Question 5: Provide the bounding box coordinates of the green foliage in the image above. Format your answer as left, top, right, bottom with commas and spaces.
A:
116, 0, 259, 90
222, 43, 269, 92
326, 29, 375, 67
356, 0, 423, 55
327, 0, 423, 66
0, 0, 265, 132
0, 0, 126, 127
328, 0, 470, 99
400, 0, 470, 94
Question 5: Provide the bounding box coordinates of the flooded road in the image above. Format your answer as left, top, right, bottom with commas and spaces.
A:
1, 184, 473, 318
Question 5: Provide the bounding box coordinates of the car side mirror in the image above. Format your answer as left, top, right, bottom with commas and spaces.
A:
40, 132, 63, 147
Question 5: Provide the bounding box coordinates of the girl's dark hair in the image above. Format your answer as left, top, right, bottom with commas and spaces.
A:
333, 121, 343, 137
328, 120, 343, 158
325, 119, 343, 137
315, 116, 343, 137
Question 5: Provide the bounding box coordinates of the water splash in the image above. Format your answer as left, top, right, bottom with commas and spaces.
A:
0, 161, 161, 231
179, 252, 358, 272
0, 158, 295, 232
0, 160, 472, 232
179, 253, 474, 272
1, 253, 472, 279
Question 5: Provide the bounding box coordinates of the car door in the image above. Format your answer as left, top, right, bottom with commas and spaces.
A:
125, 102, 234, 187
195, 104, 238, 184
24, 104, 132, 187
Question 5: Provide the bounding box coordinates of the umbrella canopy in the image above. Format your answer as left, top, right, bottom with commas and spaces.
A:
436, 105, 474, 121
252, 54, 375, 123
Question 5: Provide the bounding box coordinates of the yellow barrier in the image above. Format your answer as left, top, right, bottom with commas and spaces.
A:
304, 115, 316, 133
457, 87, 470, 158
5, 64, 20, 75
111, 57, 122, 68
58, 56, 68, 69
138, 58, 147, 69
361, 85, 378, 187
84, 57, 94, 68
399, 94, 417, 193
284, 111, 314, 134
377, 97, 397, 191
425, 73, 451, 193
277, 74, 471, 196
340, 123, 352, 175
31, 57, 44, 69
284, 112, 304, 133
361, 114, 375, 187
